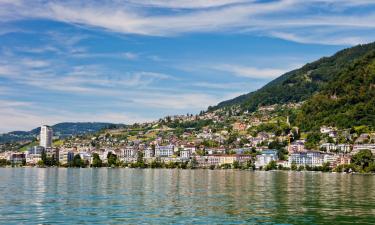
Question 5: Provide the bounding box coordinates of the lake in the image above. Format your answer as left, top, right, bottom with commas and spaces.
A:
0, 168, 374, 224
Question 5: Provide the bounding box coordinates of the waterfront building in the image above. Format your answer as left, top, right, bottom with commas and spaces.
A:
323, 154, 339, 166
59, 151, 74, 165
144, 147, 154, 159
123, 146, 138, 162
235, 154, 252, 164
289, 151, 323, 167
180, 149, 191, 160
40, 125, 53, 148
155, 145, 174, 157
79, 152, 92, 164
255, 149, 278, 168
9, 152, 26, 164
45, 147, 59, 161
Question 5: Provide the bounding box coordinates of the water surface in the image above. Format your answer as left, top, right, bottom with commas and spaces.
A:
0, 168, 374, 224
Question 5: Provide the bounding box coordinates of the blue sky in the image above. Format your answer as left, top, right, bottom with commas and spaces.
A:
0, 0, 375, 132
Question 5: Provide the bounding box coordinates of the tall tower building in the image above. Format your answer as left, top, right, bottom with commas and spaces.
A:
40, 125, 53, 148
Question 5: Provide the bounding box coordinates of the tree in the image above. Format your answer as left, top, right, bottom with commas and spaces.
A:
322, 162, 331, 172
265, 160, 277, 171
233, 161, 240, 169
37, 160, 44, 167
91, 153, 102, 167
107, 152, 118, 167
305, 132, 321, 150
72, 154, 84, 167
291, 162, 297, 171
351, 149, 374, 172
0, 159, 10, 167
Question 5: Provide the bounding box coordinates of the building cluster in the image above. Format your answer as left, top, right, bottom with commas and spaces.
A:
1, 108, 374, 171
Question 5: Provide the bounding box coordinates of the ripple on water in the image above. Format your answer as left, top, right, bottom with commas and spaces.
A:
0, 168, 374, 224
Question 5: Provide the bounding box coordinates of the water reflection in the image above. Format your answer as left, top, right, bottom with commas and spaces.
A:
0, 169, 374, 224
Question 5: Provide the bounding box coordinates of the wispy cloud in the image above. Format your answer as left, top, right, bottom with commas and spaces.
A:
211, 64, 289, 79
0, 0, 374, 45
125, 0, 251, 9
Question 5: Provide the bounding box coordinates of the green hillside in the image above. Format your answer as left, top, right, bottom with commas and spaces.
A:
297, 50, 375, 130
209, 42, 375, 113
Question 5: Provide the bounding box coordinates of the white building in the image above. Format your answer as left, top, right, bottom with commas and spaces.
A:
144, 147, 154, 159
320, 126, 335, 134
288, 140, 305, 153
320, 143, 337, 152
40, 125, 53, 148
255, 150, 278, 168
123, 146, 138, 162
155, 145, 174, 157
289, 151, 323, 167
59, 151, 74, 165
337, 144, 351, 153
180, 149, 191, 160
352, 144, 375, 155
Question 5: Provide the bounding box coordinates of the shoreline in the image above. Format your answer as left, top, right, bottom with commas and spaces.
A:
1, 166, 374, 175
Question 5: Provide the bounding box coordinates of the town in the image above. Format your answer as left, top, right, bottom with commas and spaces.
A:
1, 105, 374, 173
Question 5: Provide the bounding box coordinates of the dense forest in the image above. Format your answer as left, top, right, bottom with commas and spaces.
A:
297, 50, 375, 130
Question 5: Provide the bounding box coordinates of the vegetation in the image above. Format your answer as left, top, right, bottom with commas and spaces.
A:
351, 150, 375, 173
208, 42, 375, 131
91, 153, 102, 167
297, 50, 375, 130
0, 159, 10, 167
264, 160, 277, 171
210, 43, 375, 113
71, 154, 85, 168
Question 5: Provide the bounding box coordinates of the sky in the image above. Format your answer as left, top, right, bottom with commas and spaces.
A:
0, 0, 375, 133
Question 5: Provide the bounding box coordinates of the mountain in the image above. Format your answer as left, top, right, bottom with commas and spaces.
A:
209, 42, 375, 130
210, 42, 375, 113
0, 122, 121, 143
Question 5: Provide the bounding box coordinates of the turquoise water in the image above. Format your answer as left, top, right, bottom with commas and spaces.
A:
0, 169, 374, 224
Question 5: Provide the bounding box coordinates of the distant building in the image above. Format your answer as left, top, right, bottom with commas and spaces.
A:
233, 122, 247, 131
123, 146, 138, 162
289, 151, 323, 167
352, 144, 375, 155
40, 125, 53, 148
180, 149, 191, 160
255, 150, 278, 168
28, 146, 44, 155
337, 144, 351, 153
144, 147, 155, 159
59, 151, 74, 165
79, 152, 92, 164
288, 140, 305, 153
45, 147, 59, 161
320, 143, 337, 152
155, 145, 174, 157
9, 152, 26, 164
320, 126, 335, 134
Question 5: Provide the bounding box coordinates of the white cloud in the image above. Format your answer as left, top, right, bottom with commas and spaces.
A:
211, 64, 289, 79
0, 103, 155, 133
122, 52, 138, 60
125, 0, 251, 9
0, 0, 373, 45
21, 59, 50, 68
